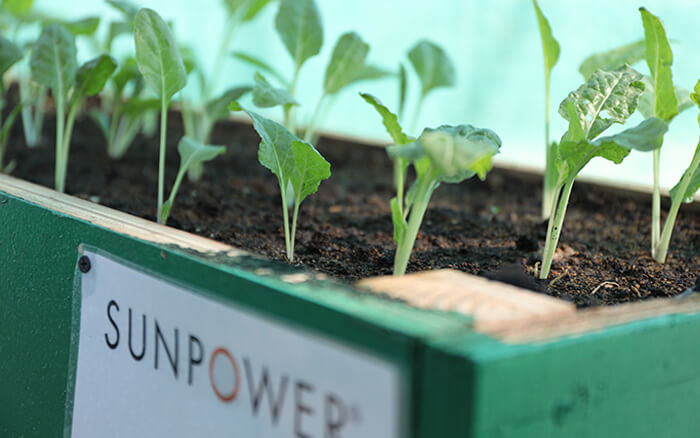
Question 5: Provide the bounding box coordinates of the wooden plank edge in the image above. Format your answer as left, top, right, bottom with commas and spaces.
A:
0, 174, 242, 256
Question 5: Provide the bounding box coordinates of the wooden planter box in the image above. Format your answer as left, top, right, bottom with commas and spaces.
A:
1, 173, 699, 437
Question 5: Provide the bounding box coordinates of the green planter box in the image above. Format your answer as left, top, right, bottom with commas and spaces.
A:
1, 174, 699, 437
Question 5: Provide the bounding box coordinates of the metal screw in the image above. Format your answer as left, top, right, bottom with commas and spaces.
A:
78, 255, 91, 273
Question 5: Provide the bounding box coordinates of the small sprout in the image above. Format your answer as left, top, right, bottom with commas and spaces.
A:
236, 105, 330, 262
532, 0, 561, 219
539, 65, 669, 279
160, 137, 226, 224
133, 7, 187, 223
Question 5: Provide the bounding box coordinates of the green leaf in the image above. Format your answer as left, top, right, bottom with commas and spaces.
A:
289, 140, 330, 203
121, 97, 161, 115
3, 0, 33, 16
323, 32, 369, 95
532, 0, 560, 77
352, 64, 392, 83
133, 8, 187, 102
63, 16, 100, 36
231, 51, 289, 87
594, 117, 668, 152
73, 55, 117, 99
223, 0, 274, 21
407, 40, 456, 98
689, 79, 700, 109
111, 57, 141, 94
206, 86, 252, 120
252, 72, 298, 108
30, 23, 77, 99
578, 40, 645, 80
244, 108, 298, 185
359, 92, 410, 145
0, 36, 23, 76
640, 8, 678, 122
670, 150, 700, 204
559, 65, 645, 140
106, 0, 139, 21
275, 0, 323, 71
421, 125, 501, 181
177, 136, 226, 172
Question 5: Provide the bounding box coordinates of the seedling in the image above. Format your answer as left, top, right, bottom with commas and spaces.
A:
361, 93, 501, 275
539, 65, 669, 279
30, 23, 116, 192
532, 0, 560, 219
235, 105, 331, 262
133, 8, 187, 223
0, 35, 24, 172
658, 79, 700, 263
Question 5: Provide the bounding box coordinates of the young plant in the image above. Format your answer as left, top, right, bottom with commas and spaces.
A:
133, 8, 187, 223
361, 93, 501, 275
539, 65, 669, 279
0, 35, 24, 172
658, 80, 700, 263
234, 105, 331, 262
532, 0, 561, 219
30, 23, 117, 192
160, 137, 226, 223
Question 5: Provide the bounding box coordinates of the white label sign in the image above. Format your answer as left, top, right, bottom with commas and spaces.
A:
68, 251, 402, 437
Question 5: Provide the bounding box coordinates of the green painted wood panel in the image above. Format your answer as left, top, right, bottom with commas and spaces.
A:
0, 191, 470, 437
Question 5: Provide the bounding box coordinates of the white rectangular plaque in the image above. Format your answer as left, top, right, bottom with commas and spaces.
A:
67, 250, 402, 437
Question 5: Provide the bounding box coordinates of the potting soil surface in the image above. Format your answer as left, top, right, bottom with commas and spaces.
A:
7, 114, 699, 307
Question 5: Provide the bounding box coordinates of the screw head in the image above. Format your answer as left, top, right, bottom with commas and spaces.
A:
78, 255, 91, 273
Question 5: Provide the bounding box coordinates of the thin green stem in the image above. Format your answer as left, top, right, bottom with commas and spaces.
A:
542, 72, 554, 219
279, 179, 292, 261
655, 143, 700, 263
394, 159, 406, 218
58, 100, 79, 191
394, 171, 436, 276
540, 179, 574, 279
540, 178, 563, 275
54, 92, 65, 192
289, 197, 301, 262
162, 166, 188, 224
303, 94, 326, 143
651, 148, 661, 258
156, 99, 167, 224
409, 94, 425, 136
285, 66, 301, 132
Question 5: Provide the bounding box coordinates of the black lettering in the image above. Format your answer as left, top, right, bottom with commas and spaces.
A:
324, 394, 348, 438
104, 300, 120, 349
294, 380, 314, 438
128, 308, 146, 360
154, 319, 179, 378
188, 335, 203, 385
244, 358, 288, 425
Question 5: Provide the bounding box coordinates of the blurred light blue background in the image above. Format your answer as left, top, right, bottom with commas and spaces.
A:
33, 0, 700, 190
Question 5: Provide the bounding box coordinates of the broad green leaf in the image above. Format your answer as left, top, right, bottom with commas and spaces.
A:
594, 117, 668, 152
559, 65, 645, 140
223, 0, 274, 21
669, 149, 700, 204
387, 140, 424, 162
106, 0, 139, 21
111, 57, 141, 94
390, 197, 406, 244
63, 16, 100, 36
578, 40, 645, 80
352, 65, 392, 83
206, 86, 252, 120
289, 140, 330, 203
323, 32, 369, 95
532, 0, 560, 77
418, 124, 502, 182
0, 36, 23, 76
563, 100, 586, 142
3, 0, 33, 16
398, 63, 407, 119
557, 138, 630, 182
30, 23, 77, 99
121, 97, 160, 115
252, 72, 297, 108
133, 8, 187, 102
359, 92, 410, 145
407, 40, 455, 98
640, 8, 678, 122
73, 54, 117, 99
244, 108, 297, 185
275, 0, 323, 70
231, 52, 289, 87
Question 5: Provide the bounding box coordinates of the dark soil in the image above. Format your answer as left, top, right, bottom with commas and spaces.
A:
5, 109, 699, 307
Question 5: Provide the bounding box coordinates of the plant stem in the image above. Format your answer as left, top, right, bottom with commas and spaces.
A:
542, 72, 554, 219
54, 92, 65, 192
303, 93, 326, 143
278, 178, 292, 261
162, 166, 187, 224
156, 99, 167, 224
540, 178, 574, 279
394, 171, 436, 275
651, 147, 661, 258
655, 143, 700, 263
285, 67, 301, 133
58, 101, 79, 191
409, 94, 425, 136
394, 159, 406, 218
289, 197, 301, 262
